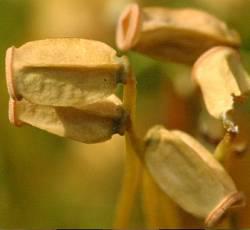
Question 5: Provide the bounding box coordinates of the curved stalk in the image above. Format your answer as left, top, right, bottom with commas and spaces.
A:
214, 132, 234, 164
142, 168, 180, 228
214, 131, 238, 228
113, 70, 144, 228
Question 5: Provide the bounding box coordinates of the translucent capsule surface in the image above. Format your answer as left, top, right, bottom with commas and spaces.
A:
144, 126, 244, 227
6, 39, 128, 108
116, 4, 240, 64
193, 46, 250, 119
9, 95, 126, 144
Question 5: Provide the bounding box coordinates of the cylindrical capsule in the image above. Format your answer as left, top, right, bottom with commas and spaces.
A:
144, 125, 245, 227
192, 46, 250, 119
9, 95, 127, 144
6, 39, 128, 108
116, 4, 240, 64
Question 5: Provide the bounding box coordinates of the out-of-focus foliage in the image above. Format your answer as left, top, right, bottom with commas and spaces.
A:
1, 0, 250, 228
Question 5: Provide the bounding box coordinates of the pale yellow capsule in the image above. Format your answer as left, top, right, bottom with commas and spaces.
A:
6, 39, 128, 108
9, 95, 127, 144
116, 4, 240, 64
193, 46, 250, 119
144, 126, 245, 227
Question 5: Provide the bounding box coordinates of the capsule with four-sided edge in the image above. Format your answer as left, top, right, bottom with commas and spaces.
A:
6, 39, 128, 108
8, 95, 127, 144
144, 125, 245, 227
116, 4, 240, 65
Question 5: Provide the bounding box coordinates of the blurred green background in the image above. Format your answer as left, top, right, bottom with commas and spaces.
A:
1, 0, 250, 228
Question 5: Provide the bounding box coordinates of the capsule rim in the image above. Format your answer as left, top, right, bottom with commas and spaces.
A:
205, 191, 245, 227
116, 3, 142, 51
8, 99, 23, 127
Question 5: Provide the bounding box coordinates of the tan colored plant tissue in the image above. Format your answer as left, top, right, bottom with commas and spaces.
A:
193, 46, 250, 119
144, 125, 245, 227
116, 4, 240, 64
9, 95, 126, 144
6, 39, 128, 108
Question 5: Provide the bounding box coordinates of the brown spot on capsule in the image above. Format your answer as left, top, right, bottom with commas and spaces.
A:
112, 110, 128, 136
116, 3, 142, 51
